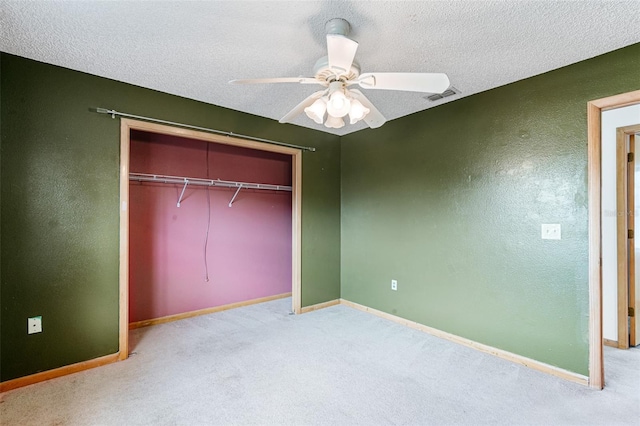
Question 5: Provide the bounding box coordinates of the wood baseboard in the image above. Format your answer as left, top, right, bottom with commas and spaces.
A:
603, 338, 619, 348
129, 292, 292, 329
2, 293, 293, 393
339, 299, 589, 386
0, 353, 120, 394
2, 295, 588, 393
300, 299, 341, 314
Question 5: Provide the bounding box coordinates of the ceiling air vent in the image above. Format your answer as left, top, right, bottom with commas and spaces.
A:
425, 87, 460, 102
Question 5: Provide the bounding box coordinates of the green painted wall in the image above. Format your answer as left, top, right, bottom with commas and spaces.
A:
0, 53, 341, 382
340, 43, 640, 376
3, 42, 639, 382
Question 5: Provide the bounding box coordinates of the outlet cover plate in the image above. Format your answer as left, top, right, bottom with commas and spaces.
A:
28, 316, 42, 334
391, 279, 398, 291
541, 224, 561, 240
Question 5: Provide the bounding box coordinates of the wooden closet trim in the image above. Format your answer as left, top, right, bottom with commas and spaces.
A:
119, 119, 303, 361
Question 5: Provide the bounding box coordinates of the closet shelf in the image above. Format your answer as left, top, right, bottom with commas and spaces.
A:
129, 173, 292, 192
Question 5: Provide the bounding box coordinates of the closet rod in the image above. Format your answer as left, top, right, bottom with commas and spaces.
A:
94, 108, 316, 152
129, 173, 292, 192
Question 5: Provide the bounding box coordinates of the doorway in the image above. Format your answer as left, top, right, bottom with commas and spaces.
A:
616, 125, 640, 349
118, 118, 303, 360
587, 89, 640, 389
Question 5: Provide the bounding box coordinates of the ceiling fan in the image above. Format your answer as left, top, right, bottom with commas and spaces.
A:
230, 18, 450, 130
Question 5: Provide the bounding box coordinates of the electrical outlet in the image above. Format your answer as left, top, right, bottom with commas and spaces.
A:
541, 224, 561, 240
28, 316, 42, 334
391, 279, 398, 291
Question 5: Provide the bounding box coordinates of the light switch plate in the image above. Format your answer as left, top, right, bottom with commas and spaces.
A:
28, 316, 42, 334
541, 224, 561, 240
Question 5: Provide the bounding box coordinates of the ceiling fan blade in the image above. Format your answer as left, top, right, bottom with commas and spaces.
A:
356, 72, 450, 93
230, 77, 322, 85
349, 89, 386, 129
327, 34, 358, 74
279, 90, 328, 124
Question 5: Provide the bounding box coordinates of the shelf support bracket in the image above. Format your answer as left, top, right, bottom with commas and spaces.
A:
229, 184, 243, 207
177, 179, 189, 207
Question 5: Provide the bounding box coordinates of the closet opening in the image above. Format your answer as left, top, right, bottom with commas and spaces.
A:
118, 119, 302, 360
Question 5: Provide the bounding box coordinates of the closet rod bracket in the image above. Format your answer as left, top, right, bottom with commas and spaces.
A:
229, 184, 243, 207
177, 179, 189, 207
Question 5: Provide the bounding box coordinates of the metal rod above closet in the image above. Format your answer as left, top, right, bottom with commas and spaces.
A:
129, 173, 292, 192
94, 108, 316, 152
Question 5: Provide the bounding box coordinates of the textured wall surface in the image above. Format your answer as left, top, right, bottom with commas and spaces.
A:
129, 132, 292, 322
0, 54, 341, 382
3, 42, 638, 383
340, 43, 640, 375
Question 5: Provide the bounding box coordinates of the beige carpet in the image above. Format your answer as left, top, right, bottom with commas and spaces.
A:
1, 298, 639, 425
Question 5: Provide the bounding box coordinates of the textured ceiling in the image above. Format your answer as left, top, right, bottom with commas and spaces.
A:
1, 1, 640, 136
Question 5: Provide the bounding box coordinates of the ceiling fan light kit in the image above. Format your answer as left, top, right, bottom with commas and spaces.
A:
304, 99, 326, 124
348, 99, 369, 124
324, 114, 345, 129
230, 18, 450, 130
303, 83, 372, 127
326, 82, 351, 118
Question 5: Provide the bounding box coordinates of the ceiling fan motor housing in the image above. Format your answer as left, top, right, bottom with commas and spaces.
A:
313, 56, 361, 83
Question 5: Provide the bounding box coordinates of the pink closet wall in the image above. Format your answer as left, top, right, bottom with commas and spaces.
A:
129, 131, 292, 322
